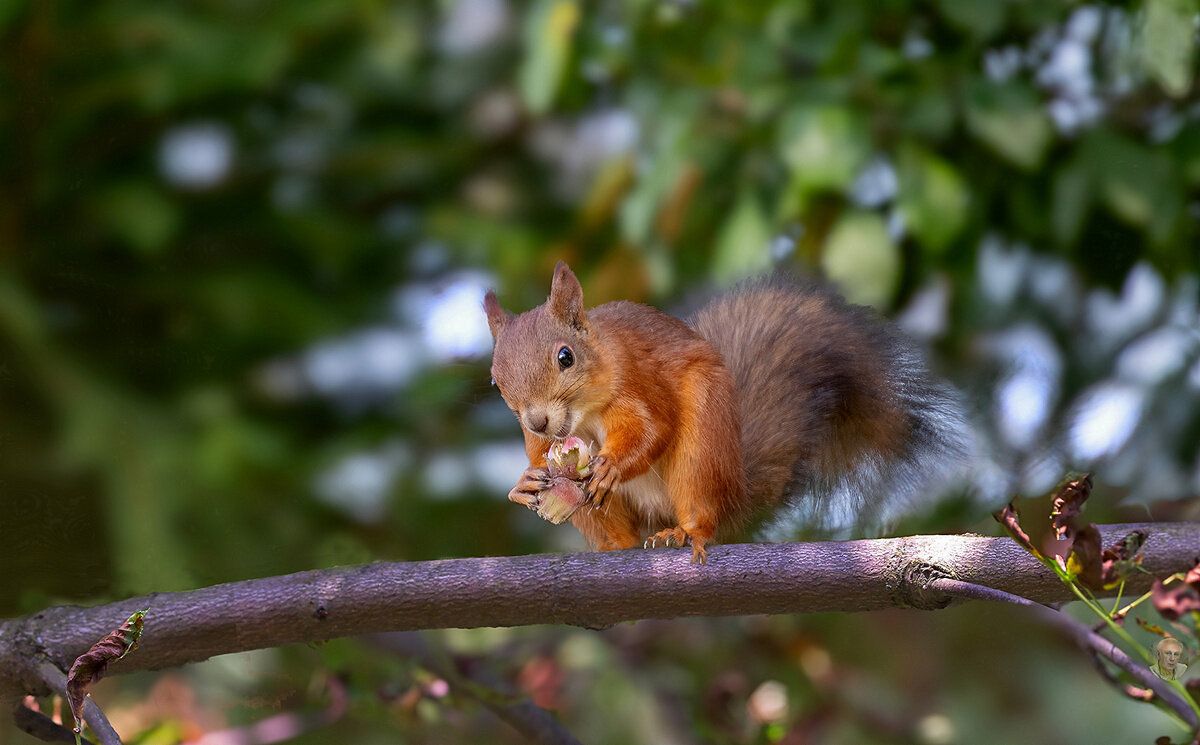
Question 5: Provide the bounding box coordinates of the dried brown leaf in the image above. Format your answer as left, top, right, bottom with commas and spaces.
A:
1100, 530, 1148, 588
1042, 473, 1110, 588
1185, 561, 1200, 589
1152, 570, 1200, 622
994, 502, 1043, 560
1067, 523, 1104, 591
66, 610, 147, 735
1136, 617, 1168, 637
1049, 472, 1093, 541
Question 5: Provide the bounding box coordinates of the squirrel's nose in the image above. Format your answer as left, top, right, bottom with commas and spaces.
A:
524, 411, 549, 434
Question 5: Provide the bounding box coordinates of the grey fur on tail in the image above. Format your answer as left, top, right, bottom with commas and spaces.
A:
688, 275, 970, 540
767, 342, 971, 539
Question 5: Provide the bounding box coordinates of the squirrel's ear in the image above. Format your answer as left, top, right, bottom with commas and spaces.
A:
482, 290, 512, 341
548, 261, 587, 331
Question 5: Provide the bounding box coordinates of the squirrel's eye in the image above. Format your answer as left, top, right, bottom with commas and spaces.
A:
557, 346, 575, 369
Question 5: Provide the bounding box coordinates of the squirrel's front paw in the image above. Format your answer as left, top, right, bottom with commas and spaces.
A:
508, 467, 550, 509
586, 455, 619, 509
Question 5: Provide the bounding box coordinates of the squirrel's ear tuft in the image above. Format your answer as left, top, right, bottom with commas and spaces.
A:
482, 290, 511, 341
549, 262, 587, 331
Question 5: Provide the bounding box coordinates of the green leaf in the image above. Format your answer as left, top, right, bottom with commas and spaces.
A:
937, 0, 1006, 40
1173, 126, 1200, 186
779, 105, 871, 196
1084, 130, 1180, 240
0, 0, 25, 30
965, 80, 1054, 171
120, 12, 292, 110
93, 182, 181, 256
820, 210, 899, 308
618, 106, 693, 245
1142, 0, 1198, 97
1051, 159, 1092, 247
518, 0, 581, 114
900, 88, 956, 140
711, 191, 773, 285
896, 143, 969, 253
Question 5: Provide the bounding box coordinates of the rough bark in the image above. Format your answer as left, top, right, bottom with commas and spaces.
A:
3, 522, 1197, 713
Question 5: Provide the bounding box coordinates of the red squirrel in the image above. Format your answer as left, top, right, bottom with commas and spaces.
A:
483, 262, 966, 563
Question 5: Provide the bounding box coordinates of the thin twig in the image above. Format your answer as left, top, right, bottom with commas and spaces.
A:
185, 674, 347, 745
12, 704, 94, 744
367, 632, 584, 745
930, 578, 1199, 729
1085, 647, 1155, 702
1117, 586, 1159, 618
35, 660, 123, 745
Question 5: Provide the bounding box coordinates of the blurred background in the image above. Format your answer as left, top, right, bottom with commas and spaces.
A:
2, 0, 1199, 743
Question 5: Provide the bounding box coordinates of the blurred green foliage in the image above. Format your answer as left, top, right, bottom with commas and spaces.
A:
2, 0, 1199, 743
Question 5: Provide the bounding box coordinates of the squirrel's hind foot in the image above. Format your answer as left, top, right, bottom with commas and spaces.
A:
644, 527, 708, 564
644, 527, 688, 549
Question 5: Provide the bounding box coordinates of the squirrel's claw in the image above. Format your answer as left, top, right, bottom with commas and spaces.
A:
644, 528, 707, 562
507, 487, 539, 509
586, 455, 619, 510
510, 466, 550, 509
645, 527, 689, 552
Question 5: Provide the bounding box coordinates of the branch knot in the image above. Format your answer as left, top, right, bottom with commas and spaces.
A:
888, 557, 955, 610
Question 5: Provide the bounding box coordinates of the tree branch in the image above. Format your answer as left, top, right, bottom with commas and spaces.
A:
12, 704, 93, 745
366, 632, 583, 745
3, 522, 1197, 713
1085, 646, 1156, 703
34, 660, 123, 745
185, 674, 346, 745
929, 578, 1199, 729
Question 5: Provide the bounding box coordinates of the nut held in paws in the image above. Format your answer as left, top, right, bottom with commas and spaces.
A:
536, 438, 591, 523
536, 477, 587, 524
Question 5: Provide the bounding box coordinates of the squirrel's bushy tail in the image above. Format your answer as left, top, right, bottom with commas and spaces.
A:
689, 276, 969, 538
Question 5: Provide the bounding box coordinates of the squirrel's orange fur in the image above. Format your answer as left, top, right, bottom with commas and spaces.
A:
484, 262, 965, 563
